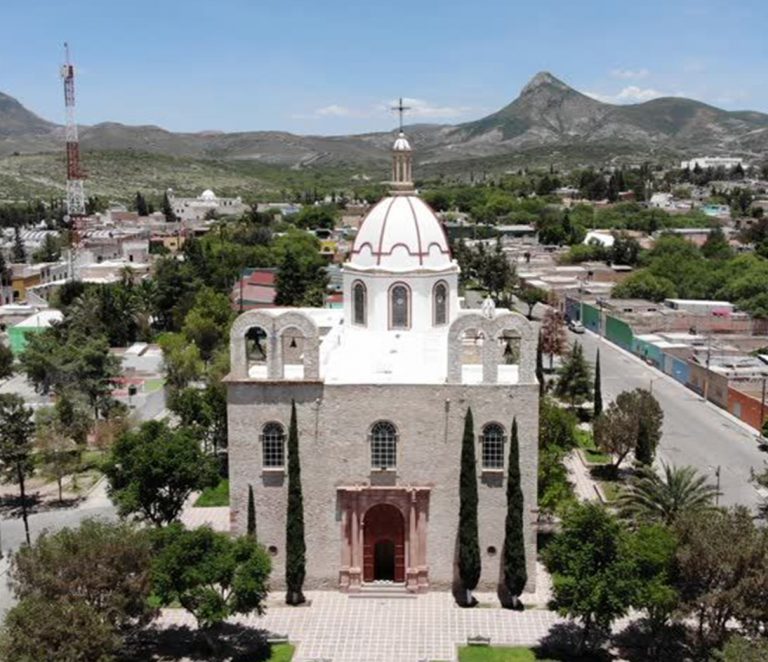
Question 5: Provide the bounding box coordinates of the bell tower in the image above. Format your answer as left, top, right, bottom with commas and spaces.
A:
390, 98, 414, 194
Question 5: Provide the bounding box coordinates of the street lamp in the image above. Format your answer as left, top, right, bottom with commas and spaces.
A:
649, 376, 661, 395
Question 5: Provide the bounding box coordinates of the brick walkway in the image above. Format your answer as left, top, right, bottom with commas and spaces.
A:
156, 588, 588, 662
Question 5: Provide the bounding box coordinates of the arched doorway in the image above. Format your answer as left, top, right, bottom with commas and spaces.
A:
363, 504, 405, 583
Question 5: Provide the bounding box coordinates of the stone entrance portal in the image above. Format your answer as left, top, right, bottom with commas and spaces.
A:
338, 486, 430, 592
363, 503, 404, 582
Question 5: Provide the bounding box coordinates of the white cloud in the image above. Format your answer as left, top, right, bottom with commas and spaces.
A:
296, 98, 476, 123
610, 68, 650, 80
314, 104, 352, 117
585, 86, 675, 104
385, 97, 473, 120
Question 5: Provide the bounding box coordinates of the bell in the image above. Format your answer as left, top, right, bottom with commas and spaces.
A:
289, 337, 297, 349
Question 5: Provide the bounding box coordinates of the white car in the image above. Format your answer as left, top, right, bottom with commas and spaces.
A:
568, 320, 585, 334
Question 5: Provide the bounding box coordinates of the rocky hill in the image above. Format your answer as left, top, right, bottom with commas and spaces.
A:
1, 72, 766, 194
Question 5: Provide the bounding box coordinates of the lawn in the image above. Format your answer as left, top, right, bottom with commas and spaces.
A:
265, 643, 294, 661
194, 478, 230, 507
597, 480, 621, 502
458, 646, 556, 661
574, 428, 610, 464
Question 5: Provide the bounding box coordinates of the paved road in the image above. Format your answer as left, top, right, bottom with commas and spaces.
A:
0, 479, 117, 616
574, 329, 767, 510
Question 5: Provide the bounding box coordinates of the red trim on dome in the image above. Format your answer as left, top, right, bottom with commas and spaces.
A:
375, 197, 398, 266
404, 195, 423, 266
350, 198, 387, 254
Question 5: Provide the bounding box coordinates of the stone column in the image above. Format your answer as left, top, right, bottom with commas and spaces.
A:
339, 501, 350, 590
406, 492, 418, 592
416, 491, 429, 591
349, 494, 361, 590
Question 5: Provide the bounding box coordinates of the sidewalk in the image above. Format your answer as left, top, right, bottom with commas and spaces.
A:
563, 451, 598, 502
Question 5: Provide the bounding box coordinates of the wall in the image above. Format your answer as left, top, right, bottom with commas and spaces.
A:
582, 303, 600, 333
686, 362, 730, 408
605, 315, 633, 351
728, 385, 766, 431
227, 381, 539, 593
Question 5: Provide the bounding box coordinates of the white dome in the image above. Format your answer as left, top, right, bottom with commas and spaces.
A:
349, 195, 452, 271
392, 131, 411, 152
200, 189, 217, 201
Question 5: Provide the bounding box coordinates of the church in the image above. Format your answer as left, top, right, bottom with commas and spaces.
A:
225, 129, 539, 593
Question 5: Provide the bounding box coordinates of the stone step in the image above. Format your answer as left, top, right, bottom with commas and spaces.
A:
348, 583, 417, 599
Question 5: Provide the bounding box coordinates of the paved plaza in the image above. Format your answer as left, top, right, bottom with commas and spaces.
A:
156, 577, 591, 662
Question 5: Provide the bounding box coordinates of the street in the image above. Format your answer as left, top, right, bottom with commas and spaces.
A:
574, 329, 767, 510
0, 479, 117, 616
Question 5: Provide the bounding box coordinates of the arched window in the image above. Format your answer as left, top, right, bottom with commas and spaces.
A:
481, 423, 505, 470
261, 422, 285, 468
370, 421, 398, 469
353, 281, 367, 326
389, 283, 410, 329
433, 281, 448, 326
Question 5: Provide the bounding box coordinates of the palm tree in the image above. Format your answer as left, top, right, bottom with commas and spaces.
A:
617, 463, 720, 526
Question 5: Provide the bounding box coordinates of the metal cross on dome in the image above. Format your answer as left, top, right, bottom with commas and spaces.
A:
391, 97, 411, 131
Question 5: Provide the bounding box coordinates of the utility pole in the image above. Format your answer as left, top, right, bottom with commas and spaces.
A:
715, 465, 721, 506
760, 376, 767, 438
60, 43, 86, 278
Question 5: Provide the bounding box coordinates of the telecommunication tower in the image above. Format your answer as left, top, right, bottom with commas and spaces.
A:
60, 42, 86, 220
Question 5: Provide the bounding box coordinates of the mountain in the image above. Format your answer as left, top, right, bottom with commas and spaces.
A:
0, 72, 767, 196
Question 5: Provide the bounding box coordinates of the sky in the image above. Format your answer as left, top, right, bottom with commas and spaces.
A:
1, 0, 766, 136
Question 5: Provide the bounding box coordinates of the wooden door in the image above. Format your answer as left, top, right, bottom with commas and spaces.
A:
362, 503, 405, 583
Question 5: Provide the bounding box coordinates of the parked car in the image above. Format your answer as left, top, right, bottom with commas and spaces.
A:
568, 320, 585, 334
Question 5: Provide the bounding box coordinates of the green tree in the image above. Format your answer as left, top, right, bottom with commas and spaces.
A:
715, 636, 768, 662
0, 597, 118, 662
9, 519, 153, 631
536, 333, 545, 396
158, 332, 203, 391
674, 507, 768, 649
0, 394, 35, 543
701, 226, 732, 260
247, 484, 257, 538
12, 226, 26, 262
0, 342, 14, 379
285, 401, 306, 605
543, 502, 638, 652
291, 204, 338, 230
634, 389, 664, 466
555, 341, 593, 407
626, 523, 679, 653
618, 464, 719, 526
105, 420, 218, 526
594, 388, 662, 471
32, 233, 61, 263
457, 407, 481, 606
162, 190, 177, 222
518, 287, 547, 319
477, 240, 517, 303
151, 524, 271, 652
34, 407, 80, 503
593, 349, 603, 418
501, 418, 526, 608
134, 191, 149, 216
540, 308, 567, 370
612, 270, 677, 302
182, 286, 234, 362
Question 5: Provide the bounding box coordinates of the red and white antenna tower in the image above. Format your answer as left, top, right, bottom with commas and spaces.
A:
60, 42, 86, 220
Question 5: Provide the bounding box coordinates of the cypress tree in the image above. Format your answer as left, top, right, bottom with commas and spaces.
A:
501, 418, 526, 609
12, 226, 26, 263
594, 349, 603, 418
457, 407, 480, 606
536, 333, 545, 397
161, 191, 177, 223
285, 401, 306, 605
247, 483, 256, 539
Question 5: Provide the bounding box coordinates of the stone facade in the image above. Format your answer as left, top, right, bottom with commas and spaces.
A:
227, 381, 539, 592
225, 128, 539, 596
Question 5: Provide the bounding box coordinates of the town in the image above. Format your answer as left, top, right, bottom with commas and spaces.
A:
0, 3, 768, 662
